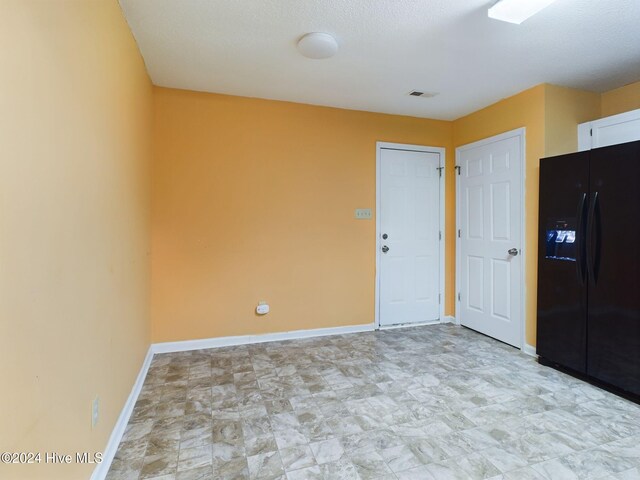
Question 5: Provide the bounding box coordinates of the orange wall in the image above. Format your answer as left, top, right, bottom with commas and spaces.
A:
452, 84, 602, 347
152, 82, 612, 347
545, 84, 601, 156
601, 80, 640, 117
0, 2, 152, 479
152, 88, 453, 342
453, 85, 546, 346
1, 3, 637, 476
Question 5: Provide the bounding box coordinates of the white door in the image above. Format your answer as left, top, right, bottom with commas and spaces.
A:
379, 148, 441, 327
457, 131, 522, 347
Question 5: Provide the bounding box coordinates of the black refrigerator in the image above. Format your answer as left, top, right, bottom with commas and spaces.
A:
537, 140, 640, 398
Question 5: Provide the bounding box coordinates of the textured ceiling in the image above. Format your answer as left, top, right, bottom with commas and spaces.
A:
119, 0, 640, 120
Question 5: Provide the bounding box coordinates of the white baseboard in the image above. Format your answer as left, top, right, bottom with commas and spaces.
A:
522, 343, 538, 358
91, 346, 154, 480
92, 318, 537, 480
151, 323, 376, 354
93, 322, 374, 478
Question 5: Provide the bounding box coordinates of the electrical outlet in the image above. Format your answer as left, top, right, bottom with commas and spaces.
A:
92, 395, 100, 429
354, 208, 372, 219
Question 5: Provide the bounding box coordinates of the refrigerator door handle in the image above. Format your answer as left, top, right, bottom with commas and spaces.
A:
586, 191, 599, 285
576, 193, 587, 285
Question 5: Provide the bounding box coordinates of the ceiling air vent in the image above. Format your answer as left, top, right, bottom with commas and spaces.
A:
408, 90, 438, 98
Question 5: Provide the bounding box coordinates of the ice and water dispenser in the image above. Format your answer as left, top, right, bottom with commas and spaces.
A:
545, 219, 576, 262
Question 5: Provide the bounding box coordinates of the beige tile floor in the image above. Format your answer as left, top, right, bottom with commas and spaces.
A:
106, 324, 640, 480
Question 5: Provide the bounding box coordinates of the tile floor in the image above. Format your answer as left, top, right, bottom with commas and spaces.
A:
106, 324, 640, 480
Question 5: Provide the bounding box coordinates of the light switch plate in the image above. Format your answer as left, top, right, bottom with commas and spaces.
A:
355, 208, 372, 219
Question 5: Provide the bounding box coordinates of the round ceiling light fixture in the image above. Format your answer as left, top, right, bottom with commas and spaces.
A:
297, 32, 338, 59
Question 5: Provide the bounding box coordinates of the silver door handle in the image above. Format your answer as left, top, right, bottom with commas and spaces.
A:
508, 248, 519, 256
382, 245, 389, 253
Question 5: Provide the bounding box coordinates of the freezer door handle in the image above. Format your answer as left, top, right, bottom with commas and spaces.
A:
586, 191, 599, 286
576, 193, 587, 285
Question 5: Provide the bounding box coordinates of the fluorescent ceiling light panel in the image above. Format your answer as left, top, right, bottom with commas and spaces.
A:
488, 0, 557, 24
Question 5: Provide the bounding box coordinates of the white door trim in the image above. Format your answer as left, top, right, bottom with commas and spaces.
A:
375, 141, 446, 329
455, 128, 527, 351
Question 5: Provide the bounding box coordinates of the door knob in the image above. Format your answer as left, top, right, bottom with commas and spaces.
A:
382, 245, 389, 253
508, 248, 519, 256
382, 233, 388, 240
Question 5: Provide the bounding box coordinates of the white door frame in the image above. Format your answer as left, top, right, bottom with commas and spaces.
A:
455, 128, 527, 351
375, 142, 446, 329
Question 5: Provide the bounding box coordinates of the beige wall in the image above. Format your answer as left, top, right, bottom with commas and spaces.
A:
601, 80, 640, 117
152, 87, 454, 343
0, 2, 152, 479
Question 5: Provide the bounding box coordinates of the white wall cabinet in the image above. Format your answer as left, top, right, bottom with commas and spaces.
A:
578, 108, 640, 151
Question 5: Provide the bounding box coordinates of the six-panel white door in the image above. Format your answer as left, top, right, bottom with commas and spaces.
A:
379, 148, 441, 327
458, 133, 522, 347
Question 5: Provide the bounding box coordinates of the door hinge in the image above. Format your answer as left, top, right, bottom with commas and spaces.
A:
458, 292, 461, 302
437, 166, 444, 177
590, 128, 593, 136
438, 294, 441, 304
455, 165, 461, 175
458, 229, 461, 238
439, 231, 442, 241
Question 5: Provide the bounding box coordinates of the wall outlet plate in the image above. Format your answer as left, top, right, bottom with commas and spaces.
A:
355, 208, 372, 219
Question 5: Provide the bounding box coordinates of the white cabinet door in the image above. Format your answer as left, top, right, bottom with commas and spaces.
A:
458, 132, 522, 348
379, 148, 441, 327
578, 108, 640, 151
